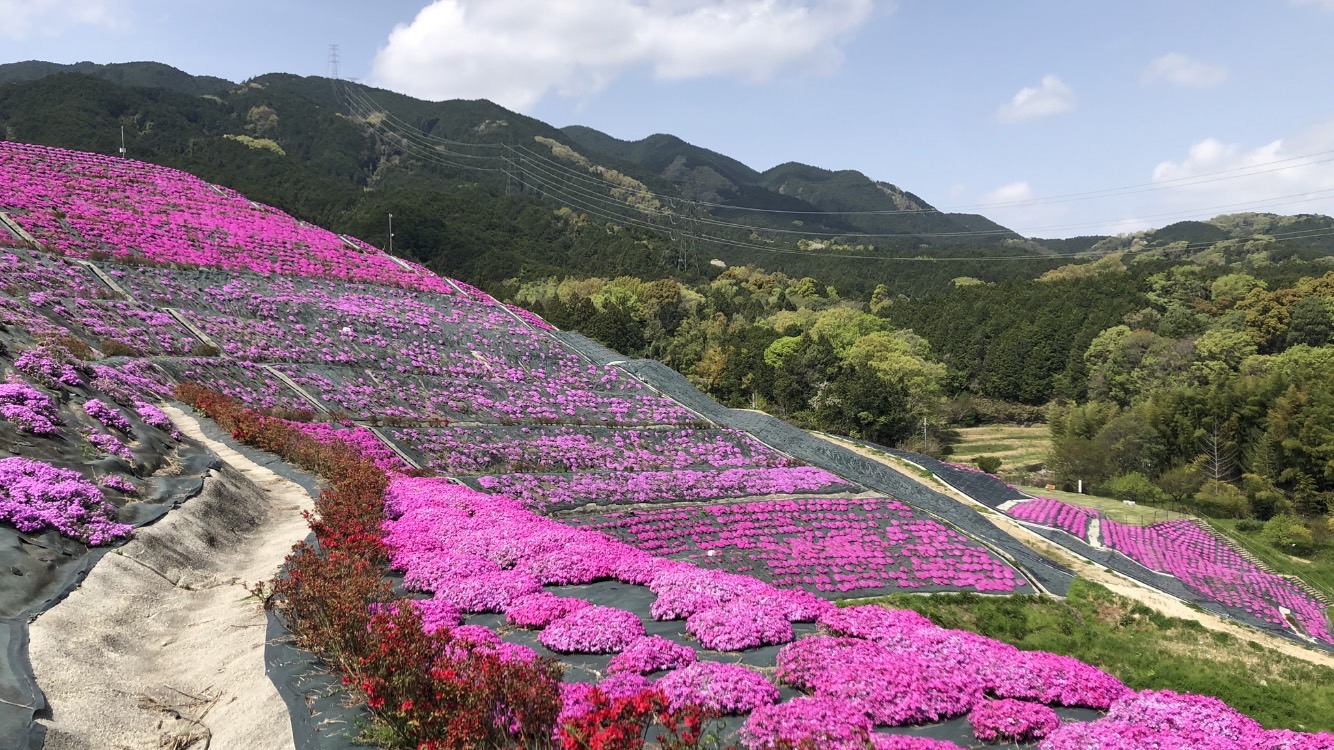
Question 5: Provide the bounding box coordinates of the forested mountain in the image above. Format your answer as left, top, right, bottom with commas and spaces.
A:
0, 60, 232, 96
562, 124, 1016, 239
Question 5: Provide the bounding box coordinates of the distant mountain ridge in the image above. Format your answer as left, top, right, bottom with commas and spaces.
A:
561, 125, 1016, 240
0, 60, 232, 97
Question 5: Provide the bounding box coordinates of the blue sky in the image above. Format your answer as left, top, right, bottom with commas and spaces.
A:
3, 0, 1333, 238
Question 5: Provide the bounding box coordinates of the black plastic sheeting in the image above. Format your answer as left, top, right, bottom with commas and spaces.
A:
0, 440, 219, 750
265, 554, 370, 750
872, 447, 1029, 508
554, 333, 1075, 598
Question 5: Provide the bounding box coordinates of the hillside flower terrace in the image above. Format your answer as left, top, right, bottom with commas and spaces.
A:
2, 141, 1333, 747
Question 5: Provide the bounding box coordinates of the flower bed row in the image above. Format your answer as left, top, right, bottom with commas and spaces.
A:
475, 467, 853, 509
390, 424, 792, 475
582, 497, 1026, 594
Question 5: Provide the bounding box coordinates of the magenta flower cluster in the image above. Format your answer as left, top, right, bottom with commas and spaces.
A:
741, 697, 876, 750
14, 345, 84, 388
606, 636, 697, 675
968, 699, 1060, 743
685, 599, 793, 651
655, 661, 779, 714
0, 457, 132, 544
0, 382, 61, 435
538, 606, 645, 654
134, 402, 182, 440
85, 431, 133, 462
83, 398, 132, 433
505, 592, 592, 629
98, 474, 137, 494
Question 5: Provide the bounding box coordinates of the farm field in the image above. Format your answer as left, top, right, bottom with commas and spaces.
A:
948, 424, 1050, 471
1, 142, 1332, 749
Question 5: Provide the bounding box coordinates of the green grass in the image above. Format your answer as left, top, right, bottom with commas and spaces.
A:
848, 578, 1334, 733
948, 424, 1050, 470
1015, 485, 1189, 526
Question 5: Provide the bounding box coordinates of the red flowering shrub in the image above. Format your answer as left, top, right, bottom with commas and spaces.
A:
557, 688, 732, 750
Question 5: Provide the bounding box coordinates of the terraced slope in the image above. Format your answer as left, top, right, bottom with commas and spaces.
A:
1, 142, 1331, 749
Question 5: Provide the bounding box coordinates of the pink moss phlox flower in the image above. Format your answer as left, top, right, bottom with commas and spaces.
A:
968, 699, 1061, 744
505, 592, 592, 629
0, 456, 132, 545
83, 398, 132, 433
655, 661, 779, 715
412, 597, 464, 634
606, 636, 697, 675
539, 605, 645, 654
741, 696, 875, 750
687, 600, 794, 651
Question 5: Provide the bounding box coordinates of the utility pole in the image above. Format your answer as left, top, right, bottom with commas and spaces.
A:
922, 416, 928, 448
119, 126, 126, 158
388, 213, 394, 256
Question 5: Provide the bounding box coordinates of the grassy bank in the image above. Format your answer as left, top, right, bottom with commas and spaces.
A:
849, 578, 1334, 733
949, 424, 1050, 470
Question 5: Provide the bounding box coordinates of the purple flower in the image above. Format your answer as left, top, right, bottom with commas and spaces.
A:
969, 699, 1061, 744
539, 606, 644, 654
655, 662, 779, 715
606, 636, 696, 675
0, 456, 132, 545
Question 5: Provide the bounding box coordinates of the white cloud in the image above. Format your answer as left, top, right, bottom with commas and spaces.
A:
974, 180, 1072, 235
0, 0, 119, 40
1142, 53, 1228, 89
370, 0, 878, 111
996, 75, 1074, 124
1150, 120, 1334, 219
1292, 0, 1334, 11
980, 181, 1035, 205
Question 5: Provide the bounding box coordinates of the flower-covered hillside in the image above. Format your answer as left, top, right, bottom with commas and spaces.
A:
0, 141, 453, 293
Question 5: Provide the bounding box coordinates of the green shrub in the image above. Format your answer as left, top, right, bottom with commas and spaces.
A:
1262, 515, 1315, 556
1106, 472, 1165, 504
976, 455, 1002, 474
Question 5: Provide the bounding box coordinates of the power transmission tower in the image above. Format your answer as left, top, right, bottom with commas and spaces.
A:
329, 45, 341, 81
